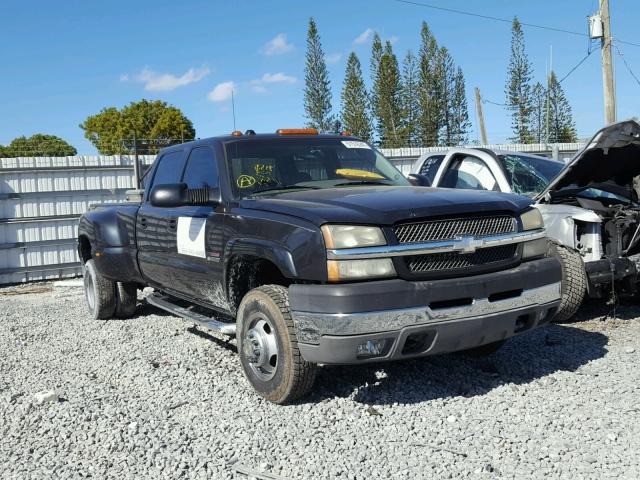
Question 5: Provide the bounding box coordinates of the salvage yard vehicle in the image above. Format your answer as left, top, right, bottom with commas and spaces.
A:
412, 120, 640, 322
78, 129, 562, 403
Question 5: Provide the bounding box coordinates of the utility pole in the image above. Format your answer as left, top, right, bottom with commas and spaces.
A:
474, 87, 488, 145
600, 0, 616, 124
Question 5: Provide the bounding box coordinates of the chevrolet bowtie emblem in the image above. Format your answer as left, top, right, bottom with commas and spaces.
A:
453, 236, 481, 254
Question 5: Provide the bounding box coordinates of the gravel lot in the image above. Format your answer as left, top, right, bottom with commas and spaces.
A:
1, 282, 639, 479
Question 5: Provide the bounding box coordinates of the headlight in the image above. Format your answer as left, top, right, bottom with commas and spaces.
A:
520, 208, 544, 231
327, 259, 396, 282
321, 225, 386, 249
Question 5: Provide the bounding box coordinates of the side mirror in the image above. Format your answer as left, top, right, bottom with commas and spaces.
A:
150, 183, 220, 207
407, 173, 431, 187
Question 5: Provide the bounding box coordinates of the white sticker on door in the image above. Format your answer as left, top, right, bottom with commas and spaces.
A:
177, 217, 206, 258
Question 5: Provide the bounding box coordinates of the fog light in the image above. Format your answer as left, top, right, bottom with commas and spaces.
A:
522, 238, 550, 260
356, 339, 388, 358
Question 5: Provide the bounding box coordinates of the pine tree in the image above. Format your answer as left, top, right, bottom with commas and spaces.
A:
400, 50, 420, 146
369, 33, 384, 144
417, 21, 442, 146
375, 41, 404, 148
450, 67, 471, 146
548, 71, 578, 143
340, 52, 373, 142
530, 82, 547, 143
505, 17, 535, 143
438, 47, 456, 146
304, 17, 333, 132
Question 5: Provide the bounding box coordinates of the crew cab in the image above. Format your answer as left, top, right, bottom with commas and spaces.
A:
78, 129, 562, 403
412, 120, 640, 322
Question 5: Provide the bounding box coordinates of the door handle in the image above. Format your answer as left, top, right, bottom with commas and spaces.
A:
168, 219, 177, 230
140, 217, 148, 229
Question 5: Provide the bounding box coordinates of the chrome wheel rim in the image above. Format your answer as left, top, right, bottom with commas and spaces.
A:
243, 314, 278, 381
84, 271, 95, 311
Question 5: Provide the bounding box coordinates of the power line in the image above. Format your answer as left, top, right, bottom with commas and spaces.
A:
558, 49, 597, 84
391, 0, 640, 48
613, 43, 640, 89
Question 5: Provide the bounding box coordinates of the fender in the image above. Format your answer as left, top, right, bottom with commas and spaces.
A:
223, 237, 298, 279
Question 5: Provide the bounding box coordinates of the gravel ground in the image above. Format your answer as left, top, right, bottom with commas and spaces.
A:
1, 282, 639, 480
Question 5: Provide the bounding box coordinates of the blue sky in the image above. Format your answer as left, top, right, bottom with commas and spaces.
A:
1, 0, 639, 153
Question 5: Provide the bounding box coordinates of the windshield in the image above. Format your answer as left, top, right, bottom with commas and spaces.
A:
498, 154, 565, 197
225, 138, 409, 197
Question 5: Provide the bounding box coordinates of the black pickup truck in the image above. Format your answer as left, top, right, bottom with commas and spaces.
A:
78, 129, 562, 403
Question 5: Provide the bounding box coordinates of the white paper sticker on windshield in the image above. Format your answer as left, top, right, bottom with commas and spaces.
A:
341, 140, 371, 149
177, 217, 206, 258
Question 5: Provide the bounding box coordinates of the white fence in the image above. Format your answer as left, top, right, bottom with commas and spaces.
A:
0, 143, 583, 285
0, 155, 154, 285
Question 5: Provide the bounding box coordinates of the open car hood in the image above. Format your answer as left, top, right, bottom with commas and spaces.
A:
536, 120, 640, 202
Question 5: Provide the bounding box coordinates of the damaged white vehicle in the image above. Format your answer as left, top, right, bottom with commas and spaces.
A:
411, 120, 640, 321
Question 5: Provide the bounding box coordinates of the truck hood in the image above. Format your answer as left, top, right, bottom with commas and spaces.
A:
240, 186, 532, 226
537, 120, 640, 201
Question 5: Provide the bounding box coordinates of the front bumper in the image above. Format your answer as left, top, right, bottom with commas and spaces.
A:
289, 257, 562, 364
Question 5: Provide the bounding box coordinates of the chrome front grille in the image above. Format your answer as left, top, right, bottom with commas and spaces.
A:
394, 215, 516, 244
406, 244, 518, 273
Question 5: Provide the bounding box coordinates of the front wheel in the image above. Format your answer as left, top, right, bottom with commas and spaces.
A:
237, 285, 317, 404
552, 245, 587, 323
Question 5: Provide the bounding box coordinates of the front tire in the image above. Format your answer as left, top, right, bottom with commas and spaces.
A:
83, 259, 116, 320
237, 285, 317, 404
552, 245, 587, 322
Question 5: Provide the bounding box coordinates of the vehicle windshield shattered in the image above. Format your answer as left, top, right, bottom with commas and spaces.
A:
498, 154, 564, 197
225, 137, 409, 197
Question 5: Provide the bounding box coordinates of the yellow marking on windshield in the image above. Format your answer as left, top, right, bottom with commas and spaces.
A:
335, 168, 384, 180
237, 175, 257, 188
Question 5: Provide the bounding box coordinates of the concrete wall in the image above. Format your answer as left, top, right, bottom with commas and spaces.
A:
0, 143, 582, 284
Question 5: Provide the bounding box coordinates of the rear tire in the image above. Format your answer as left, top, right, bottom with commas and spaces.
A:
115, 282, 138, 318
83, 259, 116, 320
237, 285, 317, 404
552, 245, 587, 323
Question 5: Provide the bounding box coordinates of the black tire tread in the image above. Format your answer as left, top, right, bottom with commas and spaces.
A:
115, 282, 138, 319
241, 285, 317, 403
553, 245, 587, 323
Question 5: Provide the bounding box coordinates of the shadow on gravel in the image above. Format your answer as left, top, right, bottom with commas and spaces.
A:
309, 323, 609, 405
564, 298, 640, 323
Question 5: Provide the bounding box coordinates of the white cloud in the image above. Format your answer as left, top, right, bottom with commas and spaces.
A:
207, 81, 236, 102
354, 28, 374, 45
387, 35, 399, 45
127, 66, 210, 92
260, 33, 294, 56
250, 72, 297, 93
326, 52, 342, 64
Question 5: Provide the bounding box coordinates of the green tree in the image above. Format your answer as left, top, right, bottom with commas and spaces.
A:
530, 82, 547, 143
304, 17, 333, 132
548, 71, 577, 143
438, 47, 457, 146
340, 52, 373, 142
2, 134, 77, 157
369, 32, 384, 143
374, 41, 404, 148
417, 21, 442, 146
450, 67, 471, 146
400, 50, 420, 146
505, 17, 534, 143
80, 99, 194, 155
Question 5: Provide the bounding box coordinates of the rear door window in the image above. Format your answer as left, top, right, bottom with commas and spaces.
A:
182, 147, 219, 188
151, 151, 185, 187
441, 155, 499, 191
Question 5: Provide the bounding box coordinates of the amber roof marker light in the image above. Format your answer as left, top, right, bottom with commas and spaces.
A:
231, 130, 243, 136
276, 128, 318, 135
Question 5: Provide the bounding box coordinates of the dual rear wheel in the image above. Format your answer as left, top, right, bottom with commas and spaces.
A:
83, 259, 138, 319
